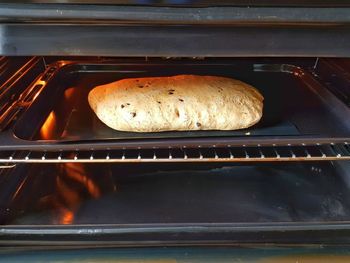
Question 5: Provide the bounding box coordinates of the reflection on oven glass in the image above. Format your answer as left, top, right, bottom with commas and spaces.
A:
38, 87, 79, 140
39, 161, 103, 225
39, 111, 57, 140
64, 86, 76, 101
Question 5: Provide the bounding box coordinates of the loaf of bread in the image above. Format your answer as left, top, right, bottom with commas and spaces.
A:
88, 75, 263, 132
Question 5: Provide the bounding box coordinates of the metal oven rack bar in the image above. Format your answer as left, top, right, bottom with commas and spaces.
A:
1, 143, 349, 165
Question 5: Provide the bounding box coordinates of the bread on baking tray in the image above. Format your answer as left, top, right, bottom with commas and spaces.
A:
88, 75, 263, 132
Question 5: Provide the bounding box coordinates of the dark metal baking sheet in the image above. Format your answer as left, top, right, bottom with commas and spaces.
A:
12, 60, 350, 144
63, 106, 299, 141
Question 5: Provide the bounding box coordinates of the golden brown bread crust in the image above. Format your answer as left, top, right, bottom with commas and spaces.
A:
88, 75, 264, 132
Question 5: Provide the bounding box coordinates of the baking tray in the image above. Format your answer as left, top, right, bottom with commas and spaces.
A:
10, 60, 350, 149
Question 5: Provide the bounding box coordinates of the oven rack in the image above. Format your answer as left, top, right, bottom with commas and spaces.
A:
0, 143, 349, 165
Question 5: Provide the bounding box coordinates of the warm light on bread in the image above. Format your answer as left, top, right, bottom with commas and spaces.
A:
88, 75, 263, 132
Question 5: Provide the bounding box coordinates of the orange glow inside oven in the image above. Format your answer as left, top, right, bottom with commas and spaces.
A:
39, 111, 57, 140
55, 163, 101, 224
64, 87, 75, 101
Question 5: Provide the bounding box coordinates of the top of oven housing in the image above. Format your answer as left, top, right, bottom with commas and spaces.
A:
2, 0, 350, 7
0, 2, 350, 57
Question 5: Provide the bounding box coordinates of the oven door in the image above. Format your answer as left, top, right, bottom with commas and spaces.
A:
0, 57, 348, 249
0, 1, 350, 261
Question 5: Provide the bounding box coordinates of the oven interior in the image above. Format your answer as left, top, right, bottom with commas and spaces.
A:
0, 56, 349, 245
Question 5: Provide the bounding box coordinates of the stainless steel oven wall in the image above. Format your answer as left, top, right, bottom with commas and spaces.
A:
0, 4, 349, 57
